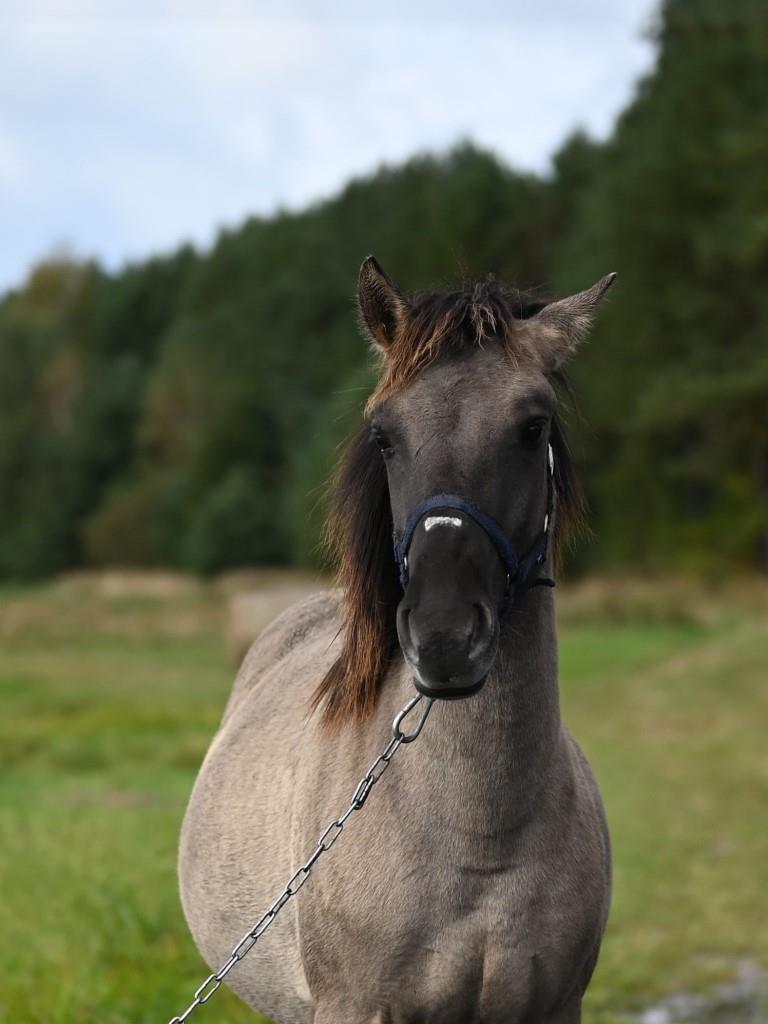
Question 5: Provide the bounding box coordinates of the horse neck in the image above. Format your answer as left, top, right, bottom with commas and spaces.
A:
402, 585, 562, 833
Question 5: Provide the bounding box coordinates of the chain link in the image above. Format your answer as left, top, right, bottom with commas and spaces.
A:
168, 692, 433, 1024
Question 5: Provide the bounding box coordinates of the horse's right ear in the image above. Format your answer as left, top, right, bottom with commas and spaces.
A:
358, 256, 410, 352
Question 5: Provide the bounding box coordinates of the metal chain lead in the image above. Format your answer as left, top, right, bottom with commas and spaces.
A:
168, 692, 434, 1024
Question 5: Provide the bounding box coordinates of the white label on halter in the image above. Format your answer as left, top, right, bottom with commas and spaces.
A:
424, 515, 463, 532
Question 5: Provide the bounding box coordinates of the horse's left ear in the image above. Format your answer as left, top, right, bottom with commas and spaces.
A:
530, 273, 617, 367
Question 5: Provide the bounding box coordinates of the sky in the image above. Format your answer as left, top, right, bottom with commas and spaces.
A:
0, 0, 659, 293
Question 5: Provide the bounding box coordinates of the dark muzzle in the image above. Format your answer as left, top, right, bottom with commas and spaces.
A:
393, 445, 556, 699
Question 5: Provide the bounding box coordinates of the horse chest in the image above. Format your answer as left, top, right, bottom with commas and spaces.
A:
303, 847, 597, 1024
396, 907, 552, 1023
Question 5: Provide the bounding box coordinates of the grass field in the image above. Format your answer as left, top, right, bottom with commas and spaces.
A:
0, 574, 766, 1023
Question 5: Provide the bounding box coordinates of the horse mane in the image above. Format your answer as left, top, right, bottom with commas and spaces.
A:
311, 278, 586, 729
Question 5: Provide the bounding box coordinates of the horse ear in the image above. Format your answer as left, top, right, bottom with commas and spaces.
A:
358, 255, 410, 352
530, 273, 617, 366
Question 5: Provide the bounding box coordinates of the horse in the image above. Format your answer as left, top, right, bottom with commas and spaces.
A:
179, 256, 616, 1024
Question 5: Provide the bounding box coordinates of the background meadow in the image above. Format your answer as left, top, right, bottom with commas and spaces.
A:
1, 575, 766, 1023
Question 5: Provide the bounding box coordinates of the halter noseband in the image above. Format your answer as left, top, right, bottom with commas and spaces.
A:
393, 443, 556, 612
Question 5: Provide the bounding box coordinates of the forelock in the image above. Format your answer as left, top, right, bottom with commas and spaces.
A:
366, 278, 547, 412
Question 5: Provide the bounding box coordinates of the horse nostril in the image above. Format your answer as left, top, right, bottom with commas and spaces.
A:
397, 606, 420, 664
469, 602, 494, 661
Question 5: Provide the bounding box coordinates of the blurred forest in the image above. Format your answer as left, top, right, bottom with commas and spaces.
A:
1, 0, 766, 580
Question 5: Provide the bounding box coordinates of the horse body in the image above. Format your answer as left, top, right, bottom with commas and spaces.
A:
180, 588, 610, 1023
179, 259, 616, 1023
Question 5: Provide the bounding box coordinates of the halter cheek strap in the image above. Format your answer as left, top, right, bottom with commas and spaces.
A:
393, 444, 556, 612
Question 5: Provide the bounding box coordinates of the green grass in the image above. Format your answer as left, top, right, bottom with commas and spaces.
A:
0, 578, 766, 1022
561, 619, 768, 1022
0, 583, 258, 1024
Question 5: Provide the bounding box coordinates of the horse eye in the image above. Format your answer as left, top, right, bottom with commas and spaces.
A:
519, 418, 547, 448
370, 426, 395, 457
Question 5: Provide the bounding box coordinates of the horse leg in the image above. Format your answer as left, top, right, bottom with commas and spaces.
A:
313, 1002, 377, 1024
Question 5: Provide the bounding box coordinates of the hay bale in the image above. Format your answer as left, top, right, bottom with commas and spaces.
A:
55, 570, 202, 599
226, 584, 326, 667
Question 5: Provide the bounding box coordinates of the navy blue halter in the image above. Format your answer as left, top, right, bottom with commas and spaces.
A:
393, 444, 556, 612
